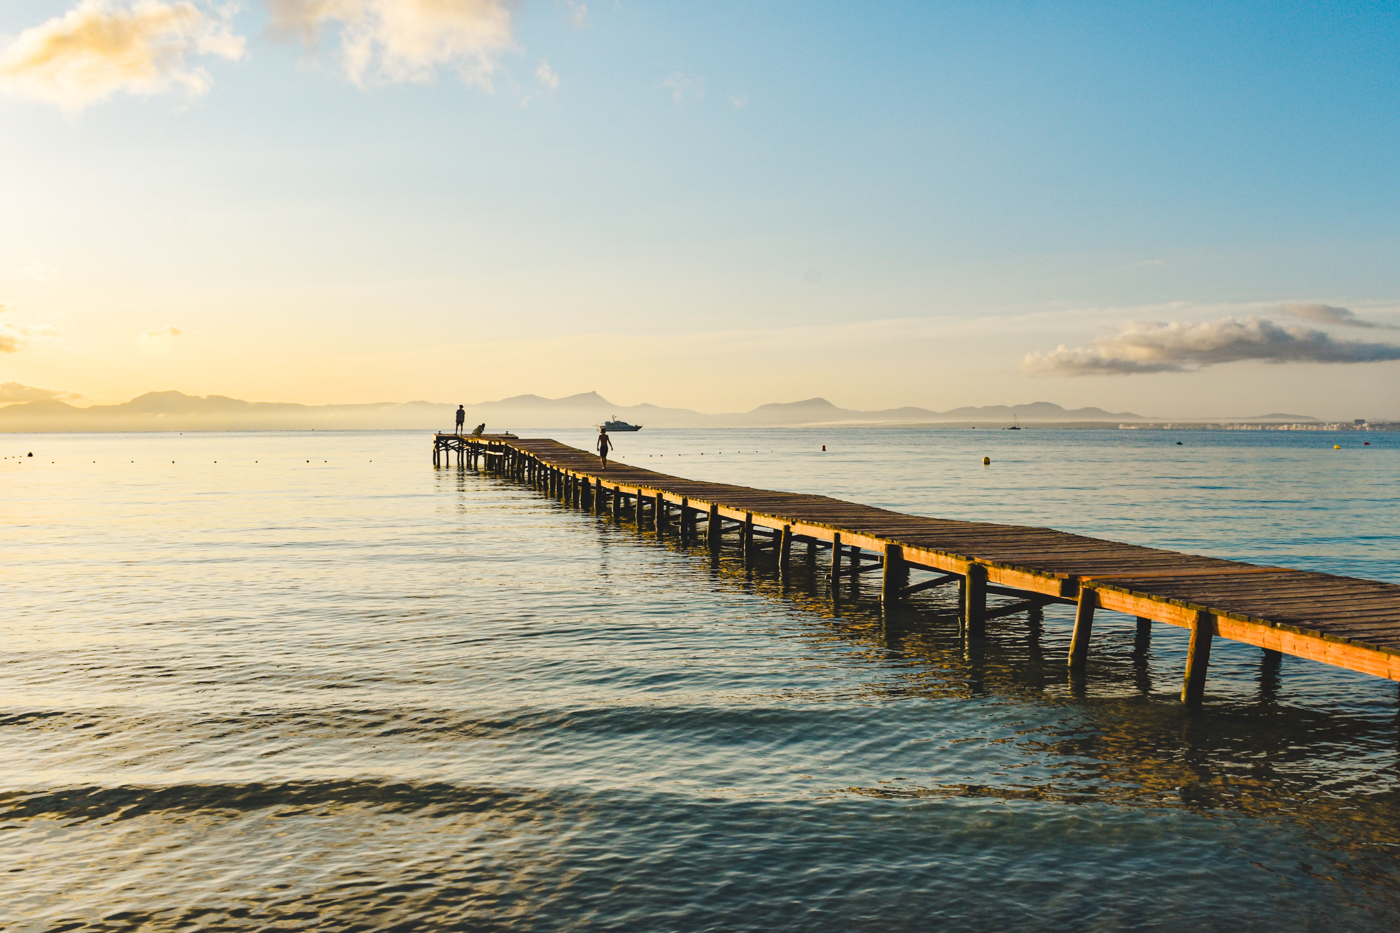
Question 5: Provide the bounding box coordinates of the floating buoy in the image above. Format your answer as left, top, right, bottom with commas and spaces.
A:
821, 445, 826, 451
1176, 441, 1183, 445
1364, 441, 1370, 445
982, 456, 991, 465
1334, 444, 1341, 449
27, 452, 32, 457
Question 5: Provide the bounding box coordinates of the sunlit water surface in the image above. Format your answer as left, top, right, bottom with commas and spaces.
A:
3, 428, 1399, 932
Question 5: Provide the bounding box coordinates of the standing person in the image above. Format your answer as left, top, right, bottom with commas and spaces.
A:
455, 405, 466, 434
596, 427, 613, 469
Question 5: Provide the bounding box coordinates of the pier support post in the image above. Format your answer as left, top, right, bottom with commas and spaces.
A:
1136, 616, 1152, 643
707, 504, 721, 552
779, 525, 792, 579
1068, 587, 1096, 673
655, 494, 668, 534
680, 499, 692, 545
612, 486, 622, 521
1260, 646, 1282, 703
741, 514, 754, 566
829, 533, 843, 594
882, 544, 904, 605
963, 563, 987, 637
1182, 611, 1215, 705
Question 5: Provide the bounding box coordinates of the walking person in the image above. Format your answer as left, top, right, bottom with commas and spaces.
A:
597, 427, 614, 469
454, 405, 466, 434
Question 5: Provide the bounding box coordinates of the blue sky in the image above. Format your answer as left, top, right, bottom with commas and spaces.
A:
1, 1, 1398, 417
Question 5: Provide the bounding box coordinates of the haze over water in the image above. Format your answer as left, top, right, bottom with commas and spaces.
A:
4, 427, 1400, 931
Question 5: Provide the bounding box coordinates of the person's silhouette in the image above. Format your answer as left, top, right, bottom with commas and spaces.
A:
455, 405, 466, 434
597, 428, 613, 469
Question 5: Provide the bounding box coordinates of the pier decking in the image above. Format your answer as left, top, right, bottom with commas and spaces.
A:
435, 433, 1400, 703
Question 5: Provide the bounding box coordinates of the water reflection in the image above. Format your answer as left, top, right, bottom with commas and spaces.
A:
472, 467, 1400, 872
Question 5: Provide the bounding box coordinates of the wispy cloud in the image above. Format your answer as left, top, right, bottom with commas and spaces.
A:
1023, 316, 1400, 375
139, 324, 182, 354
729, 92, 747, 109
267, 0, 516, 88
0, 382, 82, 403
534, 57, 558, 90
662, 71, 702, 104
1278, 302, 1397, 330
0, 304, 56, 353
562, 0, 586, 26
0, 0, 245, 111
22, 260, 63, 284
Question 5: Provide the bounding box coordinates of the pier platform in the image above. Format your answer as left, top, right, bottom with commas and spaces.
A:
435, 433, 1400, 703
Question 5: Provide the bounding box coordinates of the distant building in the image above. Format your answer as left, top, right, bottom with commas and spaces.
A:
1354, 418, 1367, 425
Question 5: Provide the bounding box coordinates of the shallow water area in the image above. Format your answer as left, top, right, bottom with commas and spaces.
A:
4, 427, 1400, 931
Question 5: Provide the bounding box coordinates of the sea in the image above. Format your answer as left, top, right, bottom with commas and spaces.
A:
3, 427, 1399, 932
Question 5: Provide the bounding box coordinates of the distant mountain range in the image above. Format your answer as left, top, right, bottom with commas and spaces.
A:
0, 389, 1320, 432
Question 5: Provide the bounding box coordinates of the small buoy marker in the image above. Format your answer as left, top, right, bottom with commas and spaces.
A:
821, 445, 826, 451
982, 456, 991, 465
1334, 444, 1341, 449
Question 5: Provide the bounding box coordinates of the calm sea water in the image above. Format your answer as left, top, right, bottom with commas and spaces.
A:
3, 427, 1399, 932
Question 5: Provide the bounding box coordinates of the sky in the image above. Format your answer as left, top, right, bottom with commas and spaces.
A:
1, 0, 1398, 419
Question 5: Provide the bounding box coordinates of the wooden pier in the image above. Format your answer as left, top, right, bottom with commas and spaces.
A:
435, 433, 1400, 703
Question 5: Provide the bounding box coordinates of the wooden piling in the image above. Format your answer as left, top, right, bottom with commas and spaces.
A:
612, 485, 622, 521
742, 513, 754, 566
830, 533, 843, 590
707, 504, 721, 552
779, 525, 793, 578
1182, 610, 1215, 705
963, 563, 987, 637
882, 543, 904, 604
1068, 587, 1097, 673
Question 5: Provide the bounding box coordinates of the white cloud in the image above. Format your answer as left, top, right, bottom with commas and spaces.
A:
22, 260, 62, 284
0, 303, 58, 352
563, 0, 587, 26
1023, 316, 1400, 375
267, 0, 516, 88
1278, 302, 1396, 330
0, 382, 82, 403
661, 71, 703, 104
535, 57, 558, 90
729, 93, 747, 109
0, 1, 245, 111
139, 324, 182, 354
